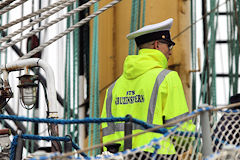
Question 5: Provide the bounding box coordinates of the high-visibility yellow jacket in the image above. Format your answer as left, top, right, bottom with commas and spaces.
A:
101, 49, 195, 154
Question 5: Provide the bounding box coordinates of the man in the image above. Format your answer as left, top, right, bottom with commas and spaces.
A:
101, 18, 195, 156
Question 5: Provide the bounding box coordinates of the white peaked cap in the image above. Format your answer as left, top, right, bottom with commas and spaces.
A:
126, 18, 175, 46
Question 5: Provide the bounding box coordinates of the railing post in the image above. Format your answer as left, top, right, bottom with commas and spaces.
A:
200, 106, 213, 158
124, 114, 132, 150
64, 135, 72, 153
15, 131, 23, 160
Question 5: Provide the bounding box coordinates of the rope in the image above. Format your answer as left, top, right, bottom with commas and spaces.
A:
6, 103, 240, 159
0, 113, 186, 135
71, 142, 88, 158
10, 134, 89, 159
0, 113, 171, 133
21, 134, 72, 141
93, 3, 101, 155
191, 0, 197, 110
0, 0, 76, 44
128, 0, 138, 55
198, 0, 219, 106
211, 102, 240, 111
0, 0, 15, 10
19, 0, 122, 59
1, 101, 239, 125
51, 113, 196, 159
0, 0, 27, 15
65, 3, 72, 136
172, 0, 230, 40
0, 0, 228, 55
10, 135, 18, 160
1, 3, 9, 69
209, 0, 219, 107
95, 0, 231, 93
72, 0, 80, 146
142, 0, 146, 27
0, 0, 100, 55
0, 0, 68, 31
0, 114, 128, 124
63, 5, 69, 140
89, 1, 101, 156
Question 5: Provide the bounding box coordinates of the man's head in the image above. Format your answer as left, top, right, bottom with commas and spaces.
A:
126, 18, 175, 60
136, 39, 173, 60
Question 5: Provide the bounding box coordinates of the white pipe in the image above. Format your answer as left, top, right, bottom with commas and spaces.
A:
0, 58, 58, 117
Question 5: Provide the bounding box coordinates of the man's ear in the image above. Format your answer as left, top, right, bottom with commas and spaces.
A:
153, 40, 158, 49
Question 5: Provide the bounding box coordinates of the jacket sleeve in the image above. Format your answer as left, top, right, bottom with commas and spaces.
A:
159, 71, 196, 153
160, 71, 195, 131
161, 71, 189, 121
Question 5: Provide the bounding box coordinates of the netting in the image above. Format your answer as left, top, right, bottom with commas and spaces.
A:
206, 146, 240, 160
210, 109, 240, 152
59, 105, 240, 160
91, 116, 203, 160
2, 104, 240, 159
24, 118, 202, 160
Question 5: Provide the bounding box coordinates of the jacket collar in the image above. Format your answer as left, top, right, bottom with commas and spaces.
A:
123, 49, 168, 79
139, 49, 168, 69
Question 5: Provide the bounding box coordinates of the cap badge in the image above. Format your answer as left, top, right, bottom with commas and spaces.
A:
162, 35, 166, 39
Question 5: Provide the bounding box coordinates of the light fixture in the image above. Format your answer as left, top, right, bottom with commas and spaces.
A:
17, 74, 38, 109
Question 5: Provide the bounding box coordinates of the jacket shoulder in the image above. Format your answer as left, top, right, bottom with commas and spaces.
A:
167, 70, 179, 76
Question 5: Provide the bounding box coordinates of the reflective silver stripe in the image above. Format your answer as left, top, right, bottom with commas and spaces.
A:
102, 123, 146, 136
164, 112, 189, 124
102, 123, 164, 136
106, 82, 117, 133
103, 69, 172, 137
102, 126, 114, 136
147, 69, 172, 124
106, 82, 116, 118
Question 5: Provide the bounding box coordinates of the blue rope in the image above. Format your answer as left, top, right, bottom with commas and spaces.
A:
219, 109, 240, 113
175, 130, 200, 138
10, 134, 89, 159
21, 134, 88, 157
10, 135, 18, 160
0, 107, 213, 125
71, 141, 88, 157
6, 105, 212, 160
6, 107, 217, 159
72, 141, 80, 150
151, 143, 160, 159
0, 114, 170, 134
0, 107, 211, 137
133, 117, 201, 138
0, 114, 128, 124
21, 134, 71, 141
